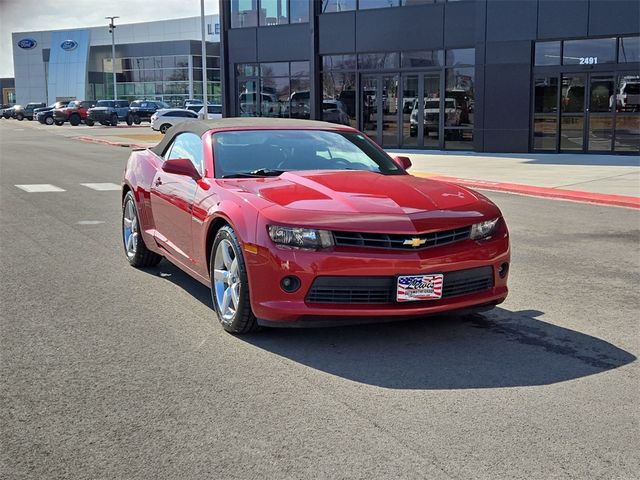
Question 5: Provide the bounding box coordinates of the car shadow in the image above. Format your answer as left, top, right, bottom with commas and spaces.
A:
148, 261, 636, 390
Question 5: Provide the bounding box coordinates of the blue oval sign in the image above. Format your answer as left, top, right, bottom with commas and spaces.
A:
17, 38, 37, 50
60, 40, 78, 51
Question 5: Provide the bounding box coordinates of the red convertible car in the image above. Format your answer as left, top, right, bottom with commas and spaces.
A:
122, 118, 509, 333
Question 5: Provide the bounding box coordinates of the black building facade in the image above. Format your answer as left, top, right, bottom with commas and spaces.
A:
219, 0, 640, 154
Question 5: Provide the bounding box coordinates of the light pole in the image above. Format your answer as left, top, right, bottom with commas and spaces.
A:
106, 16, 119, 100
200, 0, 208, 119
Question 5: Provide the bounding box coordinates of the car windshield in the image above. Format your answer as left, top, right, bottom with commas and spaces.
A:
212, 130, 404, 179
97, 100, 114, 107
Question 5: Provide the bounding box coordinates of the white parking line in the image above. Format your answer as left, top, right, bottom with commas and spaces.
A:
80, 183, 121, 191
77, 220, 106, 225
15, 184, 66, 192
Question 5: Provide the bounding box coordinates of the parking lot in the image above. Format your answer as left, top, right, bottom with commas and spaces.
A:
1, 120, 639, 479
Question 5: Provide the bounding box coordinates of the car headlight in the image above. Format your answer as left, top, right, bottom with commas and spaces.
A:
470, 218, 500, 240
268, 225, 334, 250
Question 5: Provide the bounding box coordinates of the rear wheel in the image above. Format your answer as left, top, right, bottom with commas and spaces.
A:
159, 123, 171, 134
132, 114, 141, 125
122, 191, 162, 268
45, 116, 54, 125
16, 113, 24, 121
84, 118, 94, 126
211, 226, 258, 334
69, 114, 80, 126
126, 114, 133, 126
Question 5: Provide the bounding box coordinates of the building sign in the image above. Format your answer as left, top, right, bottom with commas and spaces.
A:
17, 38, 37, 49
60, 40, 79, 51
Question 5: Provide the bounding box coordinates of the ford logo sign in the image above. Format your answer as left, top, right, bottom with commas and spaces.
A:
60, 40, 78, 51
17, 38, 37, 50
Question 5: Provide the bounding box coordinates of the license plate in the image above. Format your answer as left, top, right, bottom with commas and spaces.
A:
397, 274, 444, 302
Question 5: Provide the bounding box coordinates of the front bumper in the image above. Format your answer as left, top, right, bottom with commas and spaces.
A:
245, 228, 510, 324
87, 111, 112, 122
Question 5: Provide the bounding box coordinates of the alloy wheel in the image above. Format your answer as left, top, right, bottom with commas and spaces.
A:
122, 198, 138, 259
213, 239, 241, 322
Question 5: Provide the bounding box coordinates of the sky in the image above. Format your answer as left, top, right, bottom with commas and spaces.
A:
0, 0, 219, 78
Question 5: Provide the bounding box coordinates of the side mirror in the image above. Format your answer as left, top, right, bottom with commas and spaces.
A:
394, 156, 412, 170
162, 158, 201, 180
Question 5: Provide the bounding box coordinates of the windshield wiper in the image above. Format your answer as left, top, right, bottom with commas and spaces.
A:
221, 168, 286, 179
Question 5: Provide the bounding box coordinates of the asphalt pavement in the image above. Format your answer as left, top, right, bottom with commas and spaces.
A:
1, 121, 639, 479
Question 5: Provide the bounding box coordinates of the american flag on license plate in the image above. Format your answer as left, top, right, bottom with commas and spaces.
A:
397, 274, 444, 302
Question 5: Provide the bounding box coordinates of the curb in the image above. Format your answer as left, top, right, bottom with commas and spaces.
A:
75, 136, 148, 149
419, 174, 640, 209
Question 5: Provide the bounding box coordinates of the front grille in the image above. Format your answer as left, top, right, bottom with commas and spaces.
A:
306, 266, 494, 304
333, 226, 471, 250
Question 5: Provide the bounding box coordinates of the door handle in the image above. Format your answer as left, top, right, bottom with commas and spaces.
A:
154, 177, 162, 187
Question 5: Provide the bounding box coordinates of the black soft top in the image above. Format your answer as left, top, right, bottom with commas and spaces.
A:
150, 117, 353, 156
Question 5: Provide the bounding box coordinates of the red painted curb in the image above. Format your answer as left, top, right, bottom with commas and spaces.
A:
429, 175, 640, 209
75, 136, 147, 149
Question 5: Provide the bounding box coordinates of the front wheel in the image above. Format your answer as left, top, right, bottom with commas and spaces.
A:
110, 113, 118, 126
16, 113, 24, 121
84, 118, 94, 126
126, 115, 133, 126
210, 226, 258, 334
159, 123, 171, 134
69, 114, 80, 126
45, 116, 54, 125
132, 114, 141, 125
122, 191, 162, 268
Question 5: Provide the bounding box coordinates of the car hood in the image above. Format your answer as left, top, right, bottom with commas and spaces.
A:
225, 170, 499, 233
89, 107, 112, 112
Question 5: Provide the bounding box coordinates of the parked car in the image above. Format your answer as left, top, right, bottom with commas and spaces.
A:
611, 80, 640, 112
121, 118, 510, 333
86, 100, 132, 126
14, 102, 46, 121
128, 100, 170, 124
53, 100, 96, 126
1, 104, 15, 119
2, 105, 20, 119
410, 98, 459, 137
36, 102, 67, 125
150, 108, 199, 133
198, 104, 222, 119
322, 100, 350, 125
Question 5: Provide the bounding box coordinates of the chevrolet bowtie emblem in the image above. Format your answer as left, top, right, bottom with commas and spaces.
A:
403, 237, 427, 247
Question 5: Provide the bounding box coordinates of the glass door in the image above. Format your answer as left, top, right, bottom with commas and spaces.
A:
587, 74, 615, 151
361, 76, 378, 141
560, 74, 586, 151
381, 75, 399, 147
613, 72, 640, 152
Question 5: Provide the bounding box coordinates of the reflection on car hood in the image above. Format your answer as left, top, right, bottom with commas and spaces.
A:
226, 170, 497, 232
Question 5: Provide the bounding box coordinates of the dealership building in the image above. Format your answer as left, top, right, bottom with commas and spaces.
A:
11, 15, 222, 108
10, 0, 640, 154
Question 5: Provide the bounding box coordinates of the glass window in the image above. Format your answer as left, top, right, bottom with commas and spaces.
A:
561, 74, 585, 113
290, 0, 310, 23
290, 77, 310, 119
535, 41, 561, 66
163, 69, 188, 82
615, 73, 640, 112
563, 38, 616, 65
534, 76, 558, 114
322, 55, 357, 71
401, 50, 444, 68
261, 62, 290, 77
619, 36, 640, 63
446, 48, 475, 66
206, 57, 220, 69
358, 52, 399, 69
322, 71, 356, 125
237, 64, 259, 76
260, 0, 288, 25
445, 67, 474, 127
207, 70, 221, 82
444, 129, 473, 150
400, 0, 438, 5
359, 0, 400, 9
261, 76, 290, 117
166, 133, 205, 174
231, 0, 258, 27
290, 61, 310, 77
321, 0, 357, 13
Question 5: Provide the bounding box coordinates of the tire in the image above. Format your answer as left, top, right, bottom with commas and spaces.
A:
126, 115, 133, 126
210, 226, 259, 334
122, 191, 162, 268
132, 114, 141, 125
69, 114, 80, 126
159, 123, 171, 134
84, 118, 94, 126
110, 113, 118, 126
16, 113, 24, 121
55, 120, 64, 126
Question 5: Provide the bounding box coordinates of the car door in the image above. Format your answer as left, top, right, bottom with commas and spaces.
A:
150, 132, 204, 267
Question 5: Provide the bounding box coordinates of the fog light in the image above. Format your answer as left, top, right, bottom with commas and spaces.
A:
280, 276, 301, 293
498, 262, 509, 278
